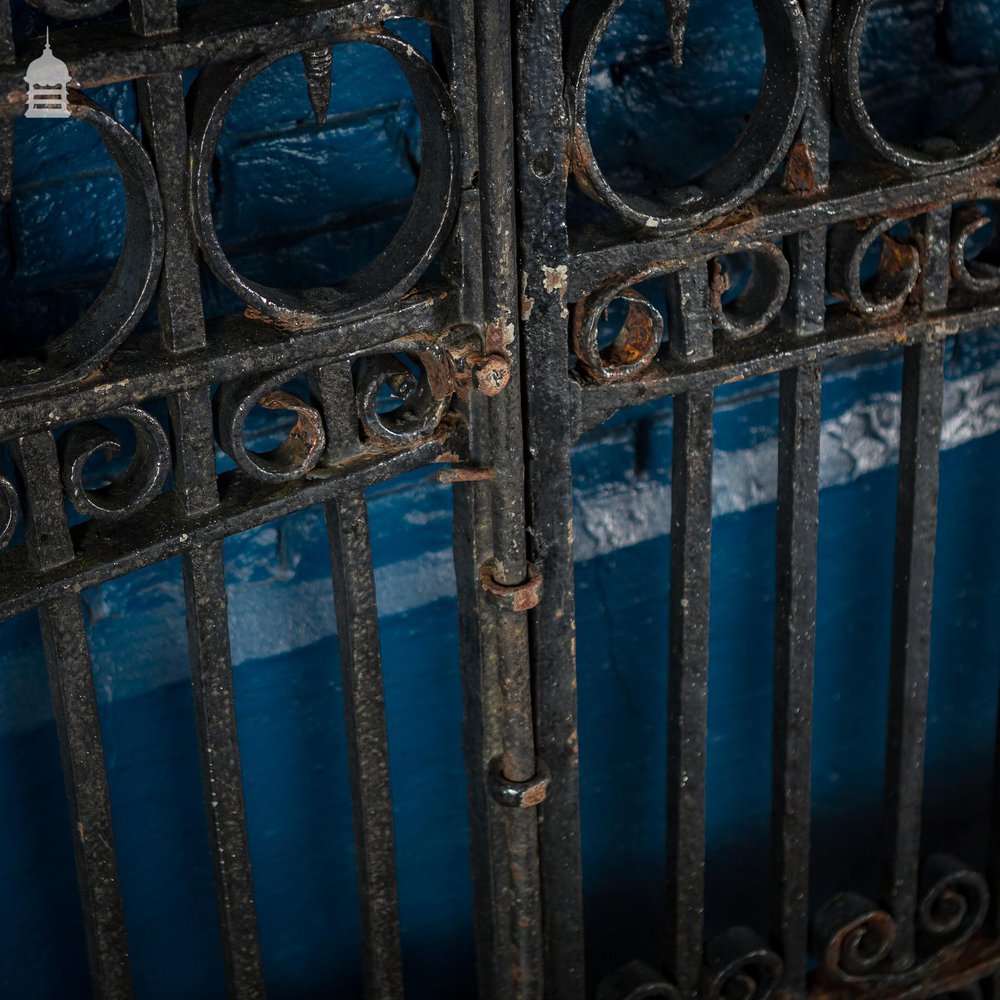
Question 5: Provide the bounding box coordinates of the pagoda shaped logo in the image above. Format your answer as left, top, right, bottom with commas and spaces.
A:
24, 29, 71, 118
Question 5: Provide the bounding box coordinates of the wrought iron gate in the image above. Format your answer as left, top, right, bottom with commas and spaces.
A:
1, 0, 999, 998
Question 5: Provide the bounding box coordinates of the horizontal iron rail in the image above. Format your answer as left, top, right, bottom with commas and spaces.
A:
0, 424, 460, 621
574, 298, 1000, 436
569, 158, 1000, 299
0, 0, 432, 96
0, 288, 452, 442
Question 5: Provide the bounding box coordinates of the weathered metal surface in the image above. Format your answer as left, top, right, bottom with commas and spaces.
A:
0, 0, 999, 997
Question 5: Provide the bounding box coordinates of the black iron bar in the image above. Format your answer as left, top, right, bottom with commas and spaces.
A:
0, 0, 429, 92
770, 365, 821, 996
325, 491, 405, 999
512, 0, 586, 995
770, 0, 828, 990
0, 290, 448, 441
882, 337, 945, 969
14, 431, 133, 1000
132, 2, 266, 988
665, 267, 714, 999
471, 1, 545, 997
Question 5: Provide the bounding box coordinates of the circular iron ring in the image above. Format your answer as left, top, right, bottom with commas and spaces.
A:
832, 0, 1000, 174
189, 30, 460, 328
563, 0, 809, 230
0, 94, 164, 402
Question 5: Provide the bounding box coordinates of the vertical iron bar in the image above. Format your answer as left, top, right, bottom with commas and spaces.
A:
312, 361, 405, 998
770, 2, 829, 988
880, 205, 950, 964
882, 336, 944, 968
325, 492, 405, 999
770, 364, 820, 995
511, 0, 584, 996
132, 2, 265, 992
430, 6, 515, 997
665, 267, 713, 999
14, 431, 133, 1000
470, 1, 545, 997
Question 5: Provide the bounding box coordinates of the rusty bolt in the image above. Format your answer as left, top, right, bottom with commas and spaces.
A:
468, 354, 511, 397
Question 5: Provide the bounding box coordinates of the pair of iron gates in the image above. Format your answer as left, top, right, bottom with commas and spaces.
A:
1, 0, 999, 997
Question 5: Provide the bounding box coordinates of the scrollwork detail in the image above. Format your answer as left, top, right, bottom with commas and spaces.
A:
58, 405, 171, 521
814, 855, 989, 988
572, 280, 665, 383
0, 473, 20, 550
828, 217, 920, 317
951, 203, 1000, 295
709, 242, 790, 340
701, 926, 783, 1000
0, 92, 164, 402
215, 369, 326, 484
596, 959, 680, 1000
189, 30, 460, 328
917, 854, 988, 954
814, 891, 896, 983
356, 352, 452, 446
832, 0, 1000, 174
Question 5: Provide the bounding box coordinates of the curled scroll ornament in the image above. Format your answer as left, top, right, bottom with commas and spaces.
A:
58, 405, 171, 521
828, 217, 920, 317
595, 928, 782, 1000
356, 348, 453, 446
596, 960, 679, 1000
832, 0, 1000, 173
573, 245, 791, 383
0, 93, 164, 402
572, 279, 666, 383
813, 854, 989, 987
701, 927, 783, 1000
215, 368, 327, 485
189, 30, 460, 328
709, 242, 790, 340
951, 202, 1000, 295
0, 474, 20, 550
563, 0, 809, 230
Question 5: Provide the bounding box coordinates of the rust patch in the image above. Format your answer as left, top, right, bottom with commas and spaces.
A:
243, 305, 311, 331
880, 234, 918, 278
485, 316, 516, 354
783, 139, 818, 195
258, 390, 325, 472
607, 299, 657, 366
434, 466, 496, 483
708, 258, 731, 312
520, 270, 535, 322
479, 560, 543, 613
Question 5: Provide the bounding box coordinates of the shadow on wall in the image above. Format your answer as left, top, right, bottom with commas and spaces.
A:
2, 0, 1000, 997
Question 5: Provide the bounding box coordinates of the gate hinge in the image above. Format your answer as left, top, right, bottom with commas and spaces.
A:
479, 559, 543, 612
488, 757, 551, 808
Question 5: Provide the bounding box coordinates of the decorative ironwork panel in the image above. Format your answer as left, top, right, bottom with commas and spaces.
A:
515, 1, 1000, 999
1, 0, 999, 999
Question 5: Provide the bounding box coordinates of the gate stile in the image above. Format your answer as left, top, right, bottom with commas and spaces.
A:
0, 1, 998, 999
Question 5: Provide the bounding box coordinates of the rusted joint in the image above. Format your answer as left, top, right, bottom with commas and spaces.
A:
488, 756, 550, 809
479, 560, 543, 612
448, 349, 511, 398
434, 466, 496, 484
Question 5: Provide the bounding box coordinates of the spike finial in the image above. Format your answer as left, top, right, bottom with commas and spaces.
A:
301, 47, 332, 127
